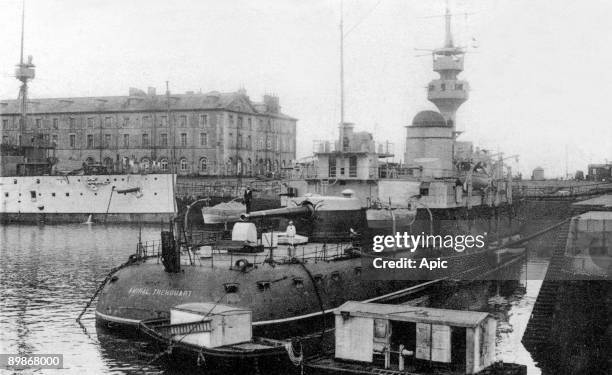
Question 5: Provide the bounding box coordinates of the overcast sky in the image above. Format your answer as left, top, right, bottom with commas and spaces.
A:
1, 0, 610, 177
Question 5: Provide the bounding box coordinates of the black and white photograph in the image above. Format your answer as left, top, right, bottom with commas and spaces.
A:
0, 0, 610, 374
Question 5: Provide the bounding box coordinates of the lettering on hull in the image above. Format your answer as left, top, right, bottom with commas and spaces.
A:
128, 287, 193, 297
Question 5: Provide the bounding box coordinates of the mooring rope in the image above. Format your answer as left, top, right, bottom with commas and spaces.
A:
284, 341, 303, 366
75, 255, 138, 324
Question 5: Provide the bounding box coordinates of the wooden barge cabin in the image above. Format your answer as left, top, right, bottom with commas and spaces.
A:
305, 301, 526, 375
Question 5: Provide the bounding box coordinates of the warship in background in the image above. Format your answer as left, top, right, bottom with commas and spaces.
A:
287, 4, 519, 241
94, 4, 532, 342
0, 6, 176, 224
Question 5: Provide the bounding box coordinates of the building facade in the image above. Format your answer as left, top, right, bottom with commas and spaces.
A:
0, 88, 297, 176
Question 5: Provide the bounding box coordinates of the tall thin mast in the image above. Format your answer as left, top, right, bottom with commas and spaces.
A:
15, 0, 35, 148
339, 0, 345, 150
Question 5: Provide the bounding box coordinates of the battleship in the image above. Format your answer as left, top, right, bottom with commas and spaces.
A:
0, 7, 176, 224
93, 5, 534, 343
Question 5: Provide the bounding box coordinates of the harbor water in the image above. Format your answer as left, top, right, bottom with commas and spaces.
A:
0, 224, 602, 374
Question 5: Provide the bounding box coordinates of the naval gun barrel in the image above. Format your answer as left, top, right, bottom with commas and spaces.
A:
240, 203, 313, 221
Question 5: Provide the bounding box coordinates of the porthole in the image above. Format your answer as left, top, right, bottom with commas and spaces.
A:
223, 283, 239, 294
65, 192, 70, 197
256, 281, 271, 291
77, 179, 80, 182
114, 178, 117, 181
154, 192, 157, 195
36, 179, 40, 184
293, 277, 304, 288
80, 193, 83, 196
121, 178, 125, 181
51, 193, 56, 197
94, 193, 97, 196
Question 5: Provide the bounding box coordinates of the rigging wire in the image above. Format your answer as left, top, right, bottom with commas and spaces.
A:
343, 0, 384, 39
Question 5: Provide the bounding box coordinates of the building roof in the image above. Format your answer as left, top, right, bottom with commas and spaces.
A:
335, 301, 490, 328
411, 110, 449, 127
0, 90, 297, 121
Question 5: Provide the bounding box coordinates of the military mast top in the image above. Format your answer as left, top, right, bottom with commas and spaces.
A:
427, 2, 469, 128
15, 1, 36, 148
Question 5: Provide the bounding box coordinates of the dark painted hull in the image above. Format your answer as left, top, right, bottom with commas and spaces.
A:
95, 200, 573, 341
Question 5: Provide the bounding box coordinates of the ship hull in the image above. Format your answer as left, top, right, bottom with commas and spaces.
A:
0, 174, 176, 224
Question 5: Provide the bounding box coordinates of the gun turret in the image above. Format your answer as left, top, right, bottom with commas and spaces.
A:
240, 203, 314, 221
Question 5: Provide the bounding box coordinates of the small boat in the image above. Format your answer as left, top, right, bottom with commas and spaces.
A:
201, 199, 246, 225
139, 303, 299, 371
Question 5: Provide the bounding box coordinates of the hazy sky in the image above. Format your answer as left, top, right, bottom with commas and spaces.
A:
1, 0, 610, 177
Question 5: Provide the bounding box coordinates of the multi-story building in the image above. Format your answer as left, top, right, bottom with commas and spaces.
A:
0, 87, 296, 176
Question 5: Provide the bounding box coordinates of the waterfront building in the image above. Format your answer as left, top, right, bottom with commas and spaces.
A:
0, 88, 296, 176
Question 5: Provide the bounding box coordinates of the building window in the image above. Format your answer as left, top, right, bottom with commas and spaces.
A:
179, 158, 188, 172
247, 135, 251, 149
180, 133, 187, 146
247, 117, 252, 129
179, 115, 187, 127
200, 132, 207, 146
69, 117, 76, 128
200, 157, 207, 172
228, 114, 234, 126
142, 133, 149, 147
455, 83, 463, 90
237, 116, 243, 129
36, 118, 42, 128
104, 117, 112, 127
87, 117, 94, 128
123, 117, 130, 127
329, 157, 337, 177
2, 119, 8, 129
441, 83, 446, 91
349, 156, 357, 177
104, 134, 111, 148
51, 134, 58, 146
141, 158, 150, 170
160, 158, 169, 171
160, 133, 168, 147
70, 134, 76, 148
200, 114, 208, 126
87, 135, 94, 148
52, 118, 59, 129
142, 116, 149, 126
160, 116, 167, 126
428, 84, 435, 91
237, 134, 242, 148
122, 134, 129, 147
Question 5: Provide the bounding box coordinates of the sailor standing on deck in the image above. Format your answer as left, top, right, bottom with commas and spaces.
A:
244, 186, 253, 213
286, 220, 296, 257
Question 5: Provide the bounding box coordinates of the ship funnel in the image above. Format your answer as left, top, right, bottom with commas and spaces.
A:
240, 203, 314, 221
